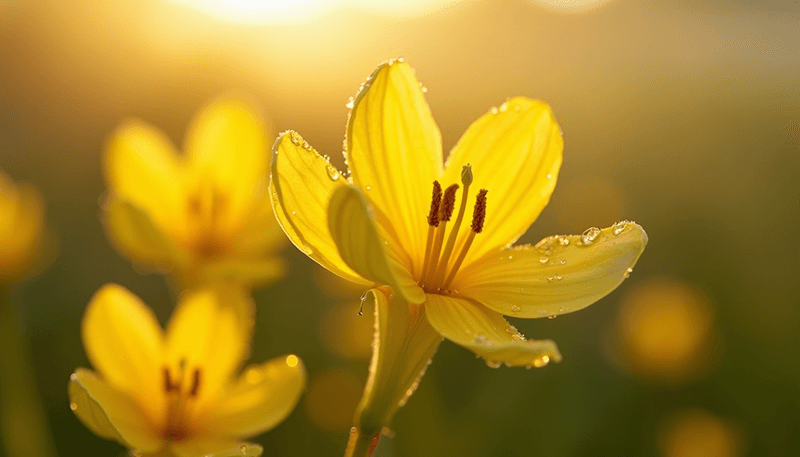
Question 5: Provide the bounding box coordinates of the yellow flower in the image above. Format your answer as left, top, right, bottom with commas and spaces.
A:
102, 95, 286, 289
0, 169, 51, 283
68, 284, 305, 457
270, 59, 647, 448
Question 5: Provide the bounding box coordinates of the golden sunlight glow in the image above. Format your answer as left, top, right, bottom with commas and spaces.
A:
528, 0, 613, 14
172, 0, 467, 23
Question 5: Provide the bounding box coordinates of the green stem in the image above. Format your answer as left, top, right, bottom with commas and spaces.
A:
0, 288, 57, 457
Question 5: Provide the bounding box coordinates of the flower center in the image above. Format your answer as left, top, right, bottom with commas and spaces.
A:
419, 164, 487, 294
186, 181, 229, 257
162, 359, 202, 442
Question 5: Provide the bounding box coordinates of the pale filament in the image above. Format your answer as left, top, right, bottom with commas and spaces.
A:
419, 164, 486, 294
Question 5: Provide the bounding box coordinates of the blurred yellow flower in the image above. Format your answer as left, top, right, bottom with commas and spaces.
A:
610, 277, 719, 384
68, 284, 305, 457
0, 169, 51, 283
270, 59, 648, 451
102, 95, 286, 289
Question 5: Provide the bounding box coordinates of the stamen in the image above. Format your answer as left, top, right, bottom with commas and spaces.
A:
163, 367, 174, 392
440, 185, 459, 222
189, 370, 201, 397
420, 181, 443, 282
431, 165, 472, 287
426, 181, 442, 227
442, 189, 488, 290
425, 184, 459, 285
470, 189, 488, 233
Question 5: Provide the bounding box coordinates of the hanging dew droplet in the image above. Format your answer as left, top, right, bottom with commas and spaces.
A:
490, 107, 499, 114
581, 227, 601, 245
612, 220, 629, 235
345, 97, 355, 109
485, 359, 502, 369
325, 164, 340, 181
547, 315, 557, 319
546, 173, 553, 179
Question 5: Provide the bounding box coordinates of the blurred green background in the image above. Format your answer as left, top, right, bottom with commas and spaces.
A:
1, 0, 799, 455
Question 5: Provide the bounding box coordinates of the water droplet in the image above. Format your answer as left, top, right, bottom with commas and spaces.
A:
511, 304, 521, 312
345, 97, 355, 109
547, 315, 557, 319
539, 257, 549, 264
358, 291, 368, 315
558, 236, 570, 246
546, 173, 553, 179
291, 210, 296, 215
624, 267, 633, 278
555, 275, 563, 281
325, 164, 340, 181
511, 333, 526, 342
485, 359, 502, 368
546, 275, 554, 282
612, 220, 629, 235
365, 185, 372, 191
290, 134, 300, 146
558, 306, 565, 313
69, 402, 77, 411
581, 227, 601, 245
499, 103, 508, 112
420, 85, 428, 93
474, 333, 489, 345
508, 255, 513, 260
559, 260, 566, 265
533, 355, 550, 368
239, 445, 248, 454
490, 106, 499, 114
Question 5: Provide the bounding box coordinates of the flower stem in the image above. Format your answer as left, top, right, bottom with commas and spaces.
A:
0, 288, 57, 457
344, 427, 376, 457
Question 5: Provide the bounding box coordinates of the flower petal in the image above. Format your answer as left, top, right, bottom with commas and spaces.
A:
81, 284, 165, 424
103, 198, 188, 268
165, 286, 253, 405
184, 95, 270, 230
168, 437, 243, 457
103, 120, 185, 236
425, 294, 562, 368
69, 368, 162, 452
455, 222, 648, 318
441, 98, 563, 266
355, 288, 442, 433
200, 355, 305, 437
328, 185, 426, 304
190, 257, 286, 289
270, 131, 369, 285
346, 60, 443, 274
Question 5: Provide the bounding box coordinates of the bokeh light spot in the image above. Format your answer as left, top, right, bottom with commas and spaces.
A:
658, 409, 746, 457
609, 277, 720, 384
304, 369, 363, 433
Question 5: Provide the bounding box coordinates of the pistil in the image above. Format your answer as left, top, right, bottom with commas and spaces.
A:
442, 189, 487, 291
430, 165, 472, 288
